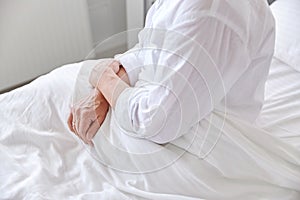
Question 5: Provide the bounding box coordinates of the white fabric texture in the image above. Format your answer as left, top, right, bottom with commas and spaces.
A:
76, 58, 300, 200
114, 0, 275, 144
257, 57, 300, 150
0, 0, 300, 199
271, 0, 300, 71
1, 57, 300, 199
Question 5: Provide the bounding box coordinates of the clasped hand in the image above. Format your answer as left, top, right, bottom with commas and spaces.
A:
67, 60, 121, 145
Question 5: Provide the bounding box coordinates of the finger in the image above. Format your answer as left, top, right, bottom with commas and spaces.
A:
86, 120, 101, 141
110, 61, 120, 73
87, 140, 94, 147
95, 105, 109, 123
75, 116, 94, 145
74, 126, 90, 145
67, 113, 75, 133
71, 107, 82, 137
77, 115, 95, 139
73, 114, 83, 139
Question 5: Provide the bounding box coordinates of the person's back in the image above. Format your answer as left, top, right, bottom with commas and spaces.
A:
215, 0, 276, 122
148, 0, 275, 122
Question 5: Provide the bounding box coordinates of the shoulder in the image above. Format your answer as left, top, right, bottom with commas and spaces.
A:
167, 0, 273, 42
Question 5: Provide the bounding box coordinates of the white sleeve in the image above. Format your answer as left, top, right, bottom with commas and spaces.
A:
114, 44, 143, 86
113, 16, 250, 144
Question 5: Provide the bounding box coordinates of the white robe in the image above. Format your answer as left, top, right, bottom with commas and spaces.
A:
114, 0, 276, 144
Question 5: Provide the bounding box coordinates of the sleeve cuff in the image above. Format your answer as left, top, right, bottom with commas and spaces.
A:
114, 51, 142, 87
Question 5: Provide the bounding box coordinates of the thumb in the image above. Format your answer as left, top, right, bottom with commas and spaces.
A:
110, 61, 120, 73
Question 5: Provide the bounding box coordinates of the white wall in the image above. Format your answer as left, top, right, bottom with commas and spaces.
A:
126, 0, 156, 49
126, 0, 145, 49
87, 0, 127, 58
0, 0, 150, 91
0, 0, 93, 91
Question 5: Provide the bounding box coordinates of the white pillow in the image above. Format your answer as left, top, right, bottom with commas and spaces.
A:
271, 0, 300, 71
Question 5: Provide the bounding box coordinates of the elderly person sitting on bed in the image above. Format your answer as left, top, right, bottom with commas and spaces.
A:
68, 0, 275, 146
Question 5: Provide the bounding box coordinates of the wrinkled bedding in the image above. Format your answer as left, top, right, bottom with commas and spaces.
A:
0, 57, 299, 200
1, 0, 300, 199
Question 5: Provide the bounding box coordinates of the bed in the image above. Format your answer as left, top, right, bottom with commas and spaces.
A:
0, 0, 299, 199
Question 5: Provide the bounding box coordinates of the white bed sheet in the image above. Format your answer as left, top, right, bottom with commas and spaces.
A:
257, 58, 300, 149
0, 57, 299, 200
0, 63, 137, 199
1, 1, 300, 199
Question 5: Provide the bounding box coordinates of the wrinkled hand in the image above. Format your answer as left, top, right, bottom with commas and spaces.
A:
89, 59, 120, 89
67, 89, 109, 146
